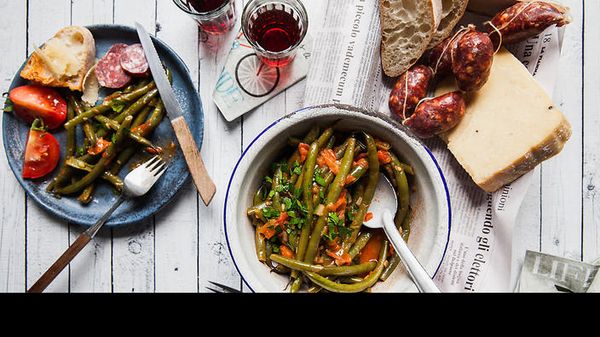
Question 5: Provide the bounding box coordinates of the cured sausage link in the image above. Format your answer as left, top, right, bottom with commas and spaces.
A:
451, 27, 494, 92
488, 1, 571, 47
403, 91, 466, 139
389, 65, 434, 121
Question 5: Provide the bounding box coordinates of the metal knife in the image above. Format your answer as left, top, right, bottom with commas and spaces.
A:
135, 22, 216, 206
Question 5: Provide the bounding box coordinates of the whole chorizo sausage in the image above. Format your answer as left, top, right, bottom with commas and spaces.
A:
403, 91, 466, 139
488, 1, 571, 48
389, 65, 434, 120
451, 28, 494, 92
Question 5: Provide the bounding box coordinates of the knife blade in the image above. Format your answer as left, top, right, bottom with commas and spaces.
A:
135, 22, 216, 206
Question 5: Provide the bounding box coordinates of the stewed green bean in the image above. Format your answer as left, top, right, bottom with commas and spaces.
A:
305, 239, 388, 293
64, 81, 156, 130
342, 133, 379, 251
55, 116, 133, 195
270, 254, 376, 276
303, 136, 356, 265
248, 126, 416, 292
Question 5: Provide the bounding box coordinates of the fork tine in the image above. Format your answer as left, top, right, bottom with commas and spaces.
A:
144, 155, 160, 168
153, 162, 167, 176
206, 287, 222, 293
207, 281, 240, 293
149, 157, 165, 173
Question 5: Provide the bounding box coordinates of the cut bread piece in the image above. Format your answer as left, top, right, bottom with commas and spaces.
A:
428, 0, 469, 49
379, 0, 441, 77
436, 48, 571, 192
20, 26, 96, 92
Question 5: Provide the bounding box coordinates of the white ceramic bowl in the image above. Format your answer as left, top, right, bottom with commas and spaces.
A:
224, 104, 451, 292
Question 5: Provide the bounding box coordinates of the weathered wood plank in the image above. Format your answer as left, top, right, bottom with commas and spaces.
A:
25, 0, 73, 293
583, 0, 600, 262
153, 0, 200, 292
67, 0, 114, 293
0, 0, 27, 293
111, 0, 157, 292
197, 0, 244, 292
540, 0, 583, 261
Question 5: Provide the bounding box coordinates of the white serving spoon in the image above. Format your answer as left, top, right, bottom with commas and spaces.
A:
364, 175, 441, 293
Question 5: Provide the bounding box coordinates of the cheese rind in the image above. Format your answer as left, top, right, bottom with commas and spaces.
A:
436, 48, 572, 192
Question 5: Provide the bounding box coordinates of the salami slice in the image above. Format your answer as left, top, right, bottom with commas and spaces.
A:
120, 43, 149, 77
95, 43, 132, 89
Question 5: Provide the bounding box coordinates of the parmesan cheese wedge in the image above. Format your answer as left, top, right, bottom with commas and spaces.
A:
435, 48, 572, 192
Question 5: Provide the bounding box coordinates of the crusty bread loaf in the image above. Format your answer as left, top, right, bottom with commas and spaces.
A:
428, 0, 469, 49
379, 0, 441, 77
20, 26, 95, 92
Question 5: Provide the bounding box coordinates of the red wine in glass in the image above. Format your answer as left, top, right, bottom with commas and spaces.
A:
186, 0, 226, 13
176, 0, 236, 35
243, 2, 307, 67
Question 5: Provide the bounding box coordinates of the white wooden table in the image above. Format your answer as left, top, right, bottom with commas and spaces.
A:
0, 0, 595, 292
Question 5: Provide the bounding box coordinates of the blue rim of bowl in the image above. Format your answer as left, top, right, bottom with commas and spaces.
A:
223, 104, 452, 292
1, 24, 201, 227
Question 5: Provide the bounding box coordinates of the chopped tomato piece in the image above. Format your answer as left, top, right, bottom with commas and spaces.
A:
257, 212, 289, 240
359, 231, 385, 264
326, 250, 352, 266
280, 245, 295, 259
22, 119, 60, 179
131, 123, 149, 135
353, 158, 368, 168
355, 152, 368, 160
87, 137, 111, 155
298, 143, 310, 163
364, 212, 374, 222
377, 150, 392, 165
317, 149, 339, 174
327, 190, 347, 212
344, 175, 356, 185
8, 85, 67, 129
257, 225, 276, 240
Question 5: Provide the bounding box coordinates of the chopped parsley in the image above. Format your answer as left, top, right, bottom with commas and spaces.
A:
262, 207, 280, 219
110, 100, 127, 113
314, 169, 327, 187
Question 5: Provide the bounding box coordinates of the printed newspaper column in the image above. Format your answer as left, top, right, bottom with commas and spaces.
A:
303, 0, 382, 109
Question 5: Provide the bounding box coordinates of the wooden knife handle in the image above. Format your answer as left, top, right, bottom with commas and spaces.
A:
171, 116, 216, 206
28, 234, 92, 293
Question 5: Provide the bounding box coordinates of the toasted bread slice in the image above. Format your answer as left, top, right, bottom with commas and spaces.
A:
20, 26, 95, 92
428, 0, 469, 49
379, 0, 441, 77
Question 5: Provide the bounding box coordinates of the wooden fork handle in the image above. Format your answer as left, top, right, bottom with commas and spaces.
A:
171, 116, 216, 206
27, 234, 92, 293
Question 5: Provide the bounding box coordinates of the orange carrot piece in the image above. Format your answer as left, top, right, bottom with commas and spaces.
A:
377, 150, 392, 165
359, 231, 385, 264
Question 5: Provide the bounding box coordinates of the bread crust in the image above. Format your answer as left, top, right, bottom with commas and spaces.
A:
428, 0, 469, 49
379, 0, 437, 78
20, 26, 96, 92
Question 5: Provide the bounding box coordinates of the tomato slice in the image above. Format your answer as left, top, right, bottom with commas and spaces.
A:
22, 119, 60, 179
8, 85, 67, 130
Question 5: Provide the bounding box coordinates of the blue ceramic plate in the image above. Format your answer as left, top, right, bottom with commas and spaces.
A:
2, 24, 203, 227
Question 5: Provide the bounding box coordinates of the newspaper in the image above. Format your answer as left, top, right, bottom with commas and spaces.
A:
517, 251, 599, 293
303, 0, 563, 292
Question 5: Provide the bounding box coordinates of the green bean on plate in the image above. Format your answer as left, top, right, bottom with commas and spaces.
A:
247, 125, 416, 293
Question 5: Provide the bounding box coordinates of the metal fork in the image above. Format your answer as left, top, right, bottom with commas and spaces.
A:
206, 281, 242, 293
28, 156, 168, 293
